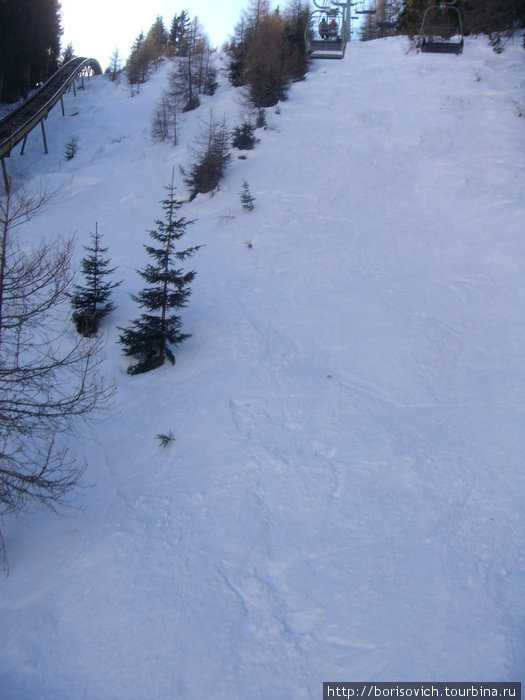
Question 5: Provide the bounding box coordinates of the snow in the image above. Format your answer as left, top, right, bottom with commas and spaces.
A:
1, 37, 524, 697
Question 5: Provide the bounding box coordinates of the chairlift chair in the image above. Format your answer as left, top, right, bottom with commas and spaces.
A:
418, 0, 463, 54
307, 0, 351, 59
355, 0, 376, 15
373, 0, 397, 31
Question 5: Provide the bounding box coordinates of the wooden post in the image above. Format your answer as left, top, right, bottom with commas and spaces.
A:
40, 119, 48, 154
1, 158, 10, 195
20, 134, 28, 155
60, 95, 65, 116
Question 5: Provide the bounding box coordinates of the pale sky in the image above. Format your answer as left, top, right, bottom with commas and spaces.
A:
59, 0, 254, 68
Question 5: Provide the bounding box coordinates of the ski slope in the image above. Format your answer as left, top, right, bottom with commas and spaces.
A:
1, 37, 524, 698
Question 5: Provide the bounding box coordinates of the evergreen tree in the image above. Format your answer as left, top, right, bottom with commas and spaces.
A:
185, 113, 231, 199
63, 136, 78, 160
119, 172, 201, 375
61, 42, 75, 66
240, 180, 255, 210
0, 0, 62, 102
169, 18, 217, 112
169, 10, 192, 56
232, 121, 256, 149
70, 224, 121, 336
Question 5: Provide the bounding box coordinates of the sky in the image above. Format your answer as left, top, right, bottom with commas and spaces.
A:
59, 0, 253, 68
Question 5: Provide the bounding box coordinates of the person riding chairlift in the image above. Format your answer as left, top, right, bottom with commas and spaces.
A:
319, 18, 329, 39
328, 19, 338, 38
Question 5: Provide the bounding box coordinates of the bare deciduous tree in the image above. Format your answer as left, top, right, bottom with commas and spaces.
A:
0, 186, 114, 572
108, 48, 123, 83
151, 91, 179, 144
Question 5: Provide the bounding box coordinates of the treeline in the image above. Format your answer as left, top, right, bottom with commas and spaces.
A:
0, 0, 62, 103
124, 12, 216, 104
226, 0, 310, 109
462, 0, 525, 36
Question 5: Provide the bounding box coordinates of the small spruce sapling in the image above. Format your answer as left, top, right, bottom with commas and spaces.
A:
118, 170, 201, 374
156, 430, 175, 447
64, 137, 78, 161
231, 121, 256, 150
240, 180, 255, 211
255, 109, 267, 129
70, 224, 121, 336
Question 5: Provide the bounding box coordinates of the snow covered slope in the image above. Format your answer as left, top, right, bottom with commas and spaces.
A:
1, 37, 524, 698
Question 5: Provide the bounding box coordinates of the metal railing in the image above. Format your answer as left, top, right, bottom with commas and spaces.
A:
0, 57, 102, 160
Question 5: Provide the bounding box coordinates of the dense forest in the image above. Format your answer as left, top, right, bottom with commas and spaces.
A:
0, 0, 62, 102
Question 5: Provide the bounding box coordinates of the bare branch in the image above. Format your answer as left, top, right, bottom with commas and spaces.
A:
0, 187, 114, 570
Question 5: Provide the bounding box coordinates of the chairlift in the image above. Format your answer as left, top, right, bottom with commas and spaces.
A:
355, 0, 376, 15
377, 22, 397, 29
418, 0, 463, 54
306, 0, 351, 59
375, 0, 398, 32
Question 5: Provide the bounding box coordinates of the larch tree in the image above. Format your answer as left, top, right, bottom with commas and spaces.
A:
0, 186, 113, 570
226, 0, 310, 109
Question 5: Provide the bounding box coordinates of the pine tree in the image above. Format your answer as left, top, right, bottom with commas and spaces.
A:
185, 113, 231, 199
70, 224, 121, 336
119, 171, 201, 375
61, 42, 75, 66
169, 10, 192, 56
232, 121, 256, 150
63, 137, 78, 161
240, 180, 255, 210
0, 0, 62, 102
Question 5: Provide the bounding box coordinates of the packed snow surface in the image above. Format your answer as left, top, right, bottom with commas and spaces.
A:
1, 37, 524, 698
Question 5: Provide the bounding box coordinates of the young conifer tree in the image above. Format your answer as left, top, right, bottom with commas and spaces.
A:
119, 170, 201, 375
70, 224, 121, 336
240, 180, 255, 210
